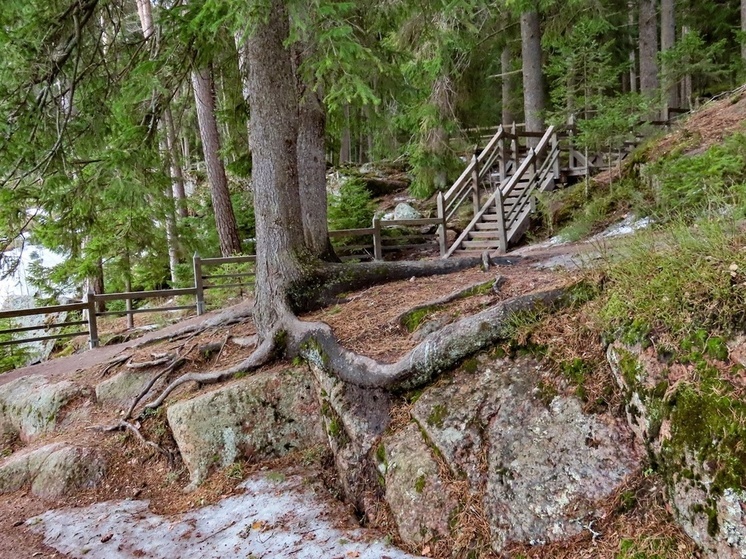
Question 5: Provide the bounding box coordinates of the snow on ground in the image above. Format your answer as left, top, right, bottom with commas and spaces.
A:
589, 214, 652, 241
28, 472, 422, 559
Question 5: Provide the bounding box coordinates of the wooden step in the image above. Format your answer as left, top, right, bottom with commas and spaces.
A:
474, 222, 503, 230
467, 230, 502, 239
460, 240, 502, 250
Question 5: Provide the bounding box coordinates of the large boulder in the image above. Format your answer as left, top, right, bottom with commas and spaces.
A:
409, 356, 640, 553
167, 368, 324, 488
0, 443, 105, 499
380, 423, 459, 547
0, 375, 82, 442
608, 343, 746, 558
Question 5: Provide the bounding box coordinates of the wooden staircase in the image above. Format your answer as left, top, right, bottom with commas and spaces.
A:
437, 126, 560, 257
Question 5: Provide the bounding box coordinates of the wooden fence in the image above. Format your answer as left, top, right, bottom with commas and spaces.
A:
0, 216, 445, 352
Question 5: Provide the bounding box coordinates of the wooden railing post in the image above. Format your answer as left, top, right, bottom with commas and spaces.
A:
499, 134, 507, 183
510, 122, 519, 169
471, 152, 480, 215
495, 189, 508, 254
372, 216, 383, 261
193, 252, 205, 315
552, 132, 560, 180
86, 291, 99, 349
436, 192, 447, 257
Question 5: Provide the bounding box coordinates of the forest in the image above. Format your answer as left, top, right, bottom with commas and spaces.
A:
0, 0, 743, 300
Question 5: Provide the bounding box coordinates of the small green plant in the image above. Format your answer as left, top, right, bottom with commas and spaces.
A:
328, 178, 376, 232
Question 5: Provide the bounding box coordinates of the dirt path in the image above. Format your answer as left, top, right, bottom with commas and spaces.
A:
0, 302, 253, 388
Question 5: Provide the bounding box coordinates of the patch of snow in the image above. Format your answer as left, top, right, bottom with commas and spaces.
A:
590, 214, 653, 241
28, 471, 422, 559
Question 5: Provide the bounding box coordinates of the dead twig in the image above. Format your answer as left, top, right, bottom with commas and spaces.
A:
126, 354, 174, 369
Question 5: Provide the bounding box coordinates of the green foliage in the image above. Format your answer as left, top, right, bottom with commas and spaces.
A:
646, 134, 746, 221
0, 319, 33, 373
660, 31, 729, 103
600, 219, 746, 344
615, 536, 679, 559
327, 178, 376, 231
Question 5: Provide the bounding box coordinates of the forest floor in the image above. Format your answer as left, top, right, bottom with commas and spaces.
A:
0, 232, 620, 559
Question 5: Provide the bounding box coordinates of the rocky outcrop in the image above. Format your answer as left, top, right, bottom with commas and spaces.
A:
381, 355, 640, 553
608, 343, 746, 558
95, 369, 161, 411
0, 443, 105, 499
310, 361, 394, 514
166, 368, 324, 488
0, 375, 82, 443
380, 423, 459, 546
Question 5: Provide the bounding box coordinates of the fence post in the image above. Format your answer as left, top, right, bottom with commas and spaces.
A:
372, 216, 383, 261
499, 134, 507, 183
495, 189, 508, 254
436, 192, 447, 257
193, 252, 205, 315
510, 122, 519, 169
86, 291, 99, 349
471, 152, 480, 215
552, 132, 560, 180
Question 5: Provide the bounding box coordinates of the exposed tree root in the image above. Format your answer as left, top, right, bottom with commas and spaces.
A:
292, 287, 568, 391
142, 337, 276, 411
99, 354, 131, 377
126, 354, 174, 369
292, 255, 522, 312
129, 302, 255, 349
394, 276, 505, 328
100, 420, 174, 465
125, 356, 188, 420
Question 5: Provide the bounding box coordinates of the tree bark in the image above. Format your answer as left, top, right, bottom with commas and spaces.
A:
629, 1, 638, 93
501, 46, 515, 125
293, 46, 337, 261
743, 0, 746, 62
246, 0, 309, 338
520, 9, 546, 136
340, 104, 352, 164
639, 0, 659, 100
661, 0, 678, 117
163, 108, 188, 218
192, 65, 242, 256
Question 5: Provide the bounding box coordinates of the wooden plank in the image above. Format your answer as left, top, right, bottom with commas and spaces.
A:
329, 227, 375, 237
380, 218, 443, 227
202, 272, 255, 280
200, 255, 257, 265
93, 287, 197, 302
0, 320, 88, 335
203, 283, 253, 291
0, 302, 86, 320
0, 331, 88, 347
98, 305, 196, 317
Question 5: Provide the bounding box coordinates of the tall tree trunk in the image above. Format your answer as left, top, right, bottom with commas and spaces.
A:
501, 46, 515, 125
339, 104, 352, 164
294, 53, 337, 261
639, 0, 659, 101
661, 0, 678, 117
164, 108, 188, 218
742, 0, 746, 62
192, 65, 242, 256
247, 0, 308, 338
681, 26, 692, 109
520, 9, 546, 135
135, 0, 154, 39
629, 1, 638, 93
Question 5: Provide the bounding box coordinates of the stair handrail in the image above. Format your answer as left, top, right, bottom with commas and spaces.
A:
439, 125, 513, 222
443, 126, 556, 258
